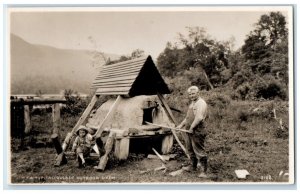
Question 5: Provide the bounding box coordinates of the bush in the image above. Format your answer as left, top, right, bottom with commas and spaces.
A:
61, 89, 88, 116
274, 122, 288, 139
235, 82, 251, 100
206, 92, 231, 108
252, 76, 287, 100
237, 109, 249, 122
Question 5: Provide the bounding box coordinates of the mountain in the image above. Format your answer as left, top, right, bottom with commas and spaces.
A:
10, 34, 120, 94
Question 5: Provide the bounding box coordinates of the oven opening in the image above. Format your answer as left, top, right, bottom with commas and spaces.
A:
142, 108, 154, 125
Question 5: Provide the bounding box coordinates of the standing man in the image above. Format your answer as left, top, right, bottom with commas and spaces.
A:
177, 86, 208, 178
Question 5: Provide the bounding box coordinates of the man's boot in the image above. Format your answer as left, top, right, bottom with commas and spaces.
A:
77, 156, 82, 168
182, 157, 197, 172
198, 157, 208, 178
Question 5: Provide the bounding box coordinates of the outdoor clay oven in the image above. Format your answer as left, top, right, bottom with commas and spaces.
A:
53, 55, 187, 170
86, 95, 175, 160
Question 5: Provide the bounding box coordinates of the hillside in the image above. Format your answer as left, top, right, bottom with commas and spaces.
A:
10, 34, 120, 94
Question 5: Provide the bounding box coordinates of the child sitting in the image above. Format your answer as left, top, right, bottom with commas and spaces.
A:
71, 125, 93, 168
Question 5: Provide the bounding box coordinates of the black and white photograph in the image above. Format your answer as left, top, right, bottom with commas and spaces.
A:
5, 5, 294, 185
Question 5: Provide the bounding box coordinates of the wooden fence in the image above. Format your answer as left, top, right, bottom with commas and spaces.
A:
10, 97, 66, 138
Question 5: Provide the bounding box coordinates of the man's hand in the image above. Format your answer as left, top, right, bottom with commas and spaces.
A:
188, 128, 194, 134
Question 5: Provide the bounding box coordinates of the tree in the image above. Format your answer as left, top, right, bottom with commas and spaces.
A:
239, 11, 289, 99
242, 11, 288, 78
157, 27, 231, 88
157, 42, 181, 77
255, 12, 288, 49
131, 49, 145, 59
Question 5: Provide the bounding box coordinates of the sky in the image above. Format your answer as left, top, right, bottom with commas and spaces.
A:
9, 6, 291, 59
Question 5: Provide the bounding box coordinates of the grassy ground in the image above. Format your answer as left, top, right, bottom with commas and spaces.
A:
10, 99, 290, 183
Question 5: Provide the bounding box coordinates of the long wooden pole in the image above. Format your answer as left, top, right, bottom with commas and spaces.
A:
62, 95, 98, 151
157, 93, 190, 159
157, 93, 177, 125
93, 95, 122, 138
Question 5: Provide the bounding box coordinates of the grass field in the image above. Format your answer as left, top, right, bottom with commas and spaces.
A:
10, 99, 290, 183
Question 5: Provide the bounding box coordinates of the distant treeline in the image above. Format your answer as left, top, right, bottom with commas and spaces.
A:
156, 11, 288, 101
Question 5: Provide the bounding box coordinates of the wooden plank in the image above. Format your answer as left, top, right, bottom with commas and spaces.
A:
95, 70, 139, 80
24, 105, 31, 134
96, 71, 140, 80
71, 95, 98, 134
100, 66, 142, 77
52, 103, 61, 135
92, 79, 135, 86
95, 91, 128, 95
62, 95, 98, 151
96, 87, 132, 94
95, 132, 116, 171
101, 65, 142, 76
92, 75, 137, 84
157, 93, 190, 159
102, 58, 145, 70
11, 99, 66, 105
100, 64, 143, 75
93, 95, 122, 138
152, 148, 166, 163
91, 83, 132, 88
91, 80, 135, 89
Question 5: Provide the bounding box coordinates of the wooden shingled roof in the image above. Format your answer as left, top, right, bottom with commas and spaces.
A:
91, 55, 170, 96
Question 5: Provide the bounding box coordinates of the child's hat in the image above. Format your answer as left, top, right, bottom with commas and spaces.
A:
76, 125, 89, 135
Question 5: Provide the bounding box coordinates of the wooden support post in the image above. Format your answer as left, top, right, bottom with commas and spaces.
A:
157, 93, 190, 159
95, 132, 116, 171
52, 103, 61, 135
24, 105, 32, 134
62, 95, 98, 151
95, 137, 105, 156
51, 133, 67, 166
161, 134, 174, 154
93, 95, 122, 138
114, 138, 130, 160
51, 133, 63, 154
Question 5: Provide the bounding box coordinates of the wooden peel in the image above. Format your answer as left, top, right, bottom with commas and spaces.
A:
156, 93, 190, 159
